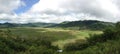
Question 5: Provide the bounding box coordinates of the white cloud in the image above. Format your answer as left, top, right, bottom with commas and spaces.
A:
0, 0, 25, 23
0, 0, 120, 23
0, 0, 25, 13
23, 0, 120, 23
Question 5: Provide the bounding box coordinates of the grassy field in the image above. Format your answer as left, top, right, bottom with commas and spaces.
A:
1, 27, 102, 49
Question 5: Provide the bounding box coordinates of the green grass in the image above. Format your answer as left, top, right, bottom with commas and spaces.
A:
9, 28, 75, 41
52, 30, 102, 49
0, 27, 102, 49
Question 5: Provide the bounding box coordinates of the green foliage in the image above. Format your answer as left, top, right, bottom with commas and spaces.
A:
64, 39, 88, 51
0, 21, 119, 54
0, 29, 59, 54
75, 40, 120, 54
63, 22, 120, 54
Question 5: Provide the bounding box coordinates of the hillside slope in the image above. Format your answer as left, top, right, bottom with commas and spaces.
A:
50, 20, 115, 30
0, 22, 56, 27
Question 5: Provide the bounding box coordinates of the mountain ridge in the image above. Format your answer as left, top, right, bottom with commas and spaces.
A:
0, 20, 115, 30
49, 20, 115, 30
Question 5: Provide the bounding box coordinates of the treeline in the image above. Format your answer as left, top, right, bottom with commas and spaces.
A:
50, 20, 115, 30
0, 22, 55, 28
0, 20, 115, 30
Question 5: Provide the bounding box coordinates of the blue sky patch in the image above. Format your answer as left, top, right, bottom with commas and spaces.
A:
14, 0, 39, 14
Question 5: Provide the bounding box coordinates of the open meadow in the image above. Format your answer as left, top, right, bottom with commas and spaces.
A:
3, 27, 102, 49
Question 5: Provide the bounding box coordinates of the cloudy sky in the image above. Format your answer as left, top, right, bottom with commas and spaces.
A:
0, 0, 120, 23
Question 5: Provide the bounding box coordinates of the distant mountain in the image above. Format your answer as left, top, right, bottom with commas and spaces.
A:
0, 22, 16, 28
0, 22, 56, 28
49, 20, 115, 30
17, 22, 56, 27
0, 20, 115, 30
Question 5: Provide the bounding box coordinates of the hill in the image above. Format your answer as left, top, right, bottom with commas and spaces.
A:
50, 20, 115, 30
0, 20, 115, 30
0, 22, 56, 28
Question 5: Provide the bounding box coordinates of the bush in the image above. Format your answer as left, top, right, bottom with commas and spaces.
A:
0, 29, 59, 54
64, 39, 88, 51
64, 22, 120, 52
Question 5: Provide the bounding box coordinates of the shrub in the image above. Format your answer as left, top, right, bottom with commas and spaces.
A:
64, 39, 88, 51
0, 29, 59, 54
64, 22, 120, 52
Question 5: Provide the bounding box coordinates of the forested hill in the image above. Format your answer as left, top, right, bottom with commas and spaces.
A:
0, 20, 115, 30
0, 22, 56, 28
49, 20, 115, 30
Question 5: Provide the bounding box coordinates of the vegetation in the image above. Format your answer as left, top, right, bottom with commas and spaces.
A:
0, 22, 56, 28
0, 27, 101, 54
63, 22, 120, 54
50, 20, 115, 30
0, 29, 58, 54
0, 20, 115, 30
0, 20, 120, 54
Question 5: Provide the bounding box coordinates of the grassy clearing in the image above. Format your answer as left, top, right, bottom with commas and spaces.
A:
52, 30, 102, 49
1, 27, 102, 49
12, 28, 74, 41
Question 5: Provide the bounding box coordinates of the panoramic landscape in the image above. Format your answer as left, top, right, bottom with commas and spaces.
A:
0, 0, 120, 54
